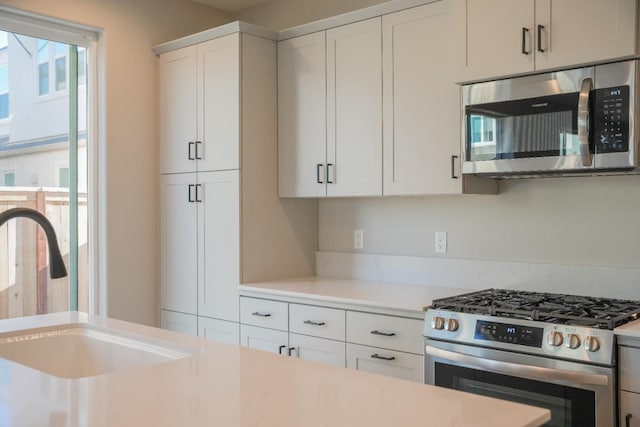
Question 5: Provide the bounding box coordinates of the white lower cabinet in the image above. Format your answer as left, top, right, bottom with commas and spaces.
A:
620, 391, 640, 427
160, 310, 198, 337
239, 296, 423, 381
619, 340, 640, 426
198, 317, 239, 345
346, 343, 423, 383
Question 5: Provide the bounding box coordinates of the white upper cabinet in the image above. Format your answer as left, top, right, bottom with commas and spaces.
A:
159, 34, 240, 175
278, 32, 327, 197
456, 0, 637, 82
326, 17, 382, 197
382, 2, 464, 195
278, 18, 382, 197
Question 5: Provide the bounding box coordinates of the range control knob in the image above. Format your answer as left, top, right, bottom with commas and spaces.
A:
431, 317, 445, 330
565, 333, 581, 349
584, 336, 601, 352
548, 331, 564, 347
444, 318, 459, 332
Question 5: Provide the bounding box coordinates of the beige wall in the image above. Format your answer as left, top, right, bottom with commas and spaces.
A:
0, 0, 230, 325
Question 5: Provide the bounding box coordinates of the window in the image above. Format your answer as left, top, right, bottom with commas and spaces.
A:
37, 39, 68, 96
37, 39, 48, 95
54, 42, 66, 91
58, 166, 69, 188
0, 63, 8, 119
0, 31, 7, 50
3, 172, 14, 186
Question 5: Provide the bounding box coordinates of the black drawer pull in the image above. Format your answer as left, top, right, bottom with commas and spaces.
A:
195, 140, 203, 159
278, 345, 286, 355
451, 155, 459, 179
288, 347, 296, 356
626, 413, 632, 427
370, 330, 396, 337
188, 141, 195, 160
316, 163, 324, 184
521, 27, 530, 55
537, 24, 545, 52
303, 320, 326, 326
251, 312, 271, 317
371, 353, 395, 361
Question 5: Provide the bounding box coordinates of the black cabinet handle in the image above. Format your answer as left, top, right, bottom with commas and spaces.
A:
278, 345, 286, 355
188, 142, 195, 160
370, 330, 396, 337
371, 353, 395, 361
195, 184, 202, 203
188, 184, 195, 203
195, 141, 203, 160
303, 320, 326, 326
537, 25, 545, 52
626, 413, 632, 427
521, 27, 530, 55
251, 312, 271, 317
288, 347, 296, 356
316, 163, 324, 184
451, 155, 459, 179
327, 164, 334, 184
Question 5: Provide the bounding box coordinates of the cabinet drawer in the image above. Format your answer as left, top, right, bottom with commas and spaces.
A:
620, 391, 640, 427
346, 343, 423, 383
160, 310, 198, 337
346, 311, 423, 354
240, 297, 288, 331
620, 345, 640, 392
289, 304, 345, 341
240, 325, 289, 354
198, 317, 239, 346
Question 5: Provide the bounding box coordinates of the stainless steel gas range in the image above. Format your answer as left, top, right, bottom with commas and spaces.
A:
423, 289, 640, 427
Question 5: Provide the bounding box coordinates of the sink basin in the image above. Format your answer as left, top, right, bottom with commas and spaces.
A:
0, 323, 194, 378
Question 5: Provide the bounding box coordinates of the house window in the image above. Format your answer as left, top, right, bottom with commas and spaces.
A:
0, 63, 8, 119
37, 40, 67, 96
3, 172, 14, 187
0, 31, 7, 50
58, 166, 70, 188
54, 42, 66, 91
37, 39, 49, 96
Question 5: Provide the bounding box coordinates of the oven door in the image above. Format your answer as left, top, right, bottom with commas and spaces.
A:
425, 340, 615, 427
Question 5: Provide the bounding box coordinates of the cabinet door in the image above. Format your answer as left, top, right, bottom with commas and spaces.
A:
158, 46, 197, 174
289, 333, 346, 367
160, 173, 197, 315
197, 34, 240, 172
346, 343, 423, 383
161, 310, 198, 337
326, 18, 382, 196
198, 316, 239, 345
240, 324, 289, 354
197, 171, 239, 322
535, 0, 637, 71
620, 391, 640, 427
382, 2, 462, 195
277, 32, 327, 197
455, 0, 535, 82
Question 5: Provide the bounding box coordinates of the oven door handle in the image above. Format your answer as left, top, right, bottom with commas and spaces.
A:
426, 345, 609, 387
577, 77, 593, 167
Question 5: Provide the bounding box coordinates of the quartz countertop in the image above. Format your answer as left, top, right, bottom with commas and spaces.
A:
240, 276, 469, 315
615, 318, 640, 339
0, 312, 550, 427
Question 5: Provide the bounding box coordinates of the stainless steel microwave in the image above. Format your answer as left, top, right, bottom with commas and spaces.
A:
461, 60, 640, 177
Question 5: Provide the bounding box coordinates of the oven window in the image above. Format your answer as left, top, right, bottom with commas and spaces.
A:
435, 362, 595, 427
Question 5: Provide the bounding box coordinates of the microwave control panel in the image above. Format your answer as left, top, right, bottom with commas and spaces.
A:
592, 85, 629, 153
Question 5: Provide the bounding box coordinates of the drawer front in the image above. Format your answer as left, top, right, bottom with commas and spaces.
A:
347, 311, 423, 354
161, 310, 198, 337
346, 343, 423, 383
620, 346, 640, 392
289, 304, 345, 341
289, 333, 346, 368
620, 391, 640, 427
198, 316, 239, 346
240, 297, 288, 331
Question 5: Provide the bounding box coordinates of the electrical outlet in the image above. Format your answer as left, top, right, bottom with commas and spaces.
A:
353, 229, 364, 250
435, 231, 447, 254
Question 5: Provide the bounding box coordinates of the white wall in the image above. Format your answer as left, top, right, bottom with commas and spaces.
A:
0, 0, 230, 326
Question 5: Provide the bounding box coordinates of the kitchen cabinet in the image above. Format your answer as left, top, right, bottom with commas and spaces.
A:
454, 0, 637, 83
619, 340, 640, 426
158, 34, 239, 174
156, 25, 316, 340
278, 18, 382, 197
160, 310, 197, 337
382, 2, 495, 196
346, 343, 423, 383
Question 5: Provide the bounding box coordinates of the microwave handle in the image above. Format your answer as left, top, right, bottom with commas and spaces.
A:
578, 77, 593, 166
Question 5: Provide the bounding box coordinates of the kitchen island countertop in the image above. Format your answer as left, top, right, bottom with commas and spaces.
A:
0, 312, 550, 427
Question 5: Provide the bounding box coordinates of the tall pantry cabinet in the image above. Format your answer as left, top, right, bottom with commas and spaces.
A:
154, 23, 316, 343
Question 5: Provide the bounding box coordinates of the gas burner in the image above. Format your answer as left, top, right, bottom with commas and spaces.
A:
430, 288, 640, 330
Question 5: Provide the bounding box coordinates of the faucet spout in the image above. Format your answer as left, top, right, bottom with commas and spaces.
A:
0, 207, 68, 279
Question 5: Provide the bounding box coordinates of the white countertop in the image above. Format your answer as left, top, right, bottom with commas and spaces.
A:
240, 276, 469, 315
0, 312, 550, 427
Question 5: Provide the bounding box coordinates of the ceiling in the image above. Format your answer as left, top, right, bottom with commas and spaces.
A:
192, 0, 273, 13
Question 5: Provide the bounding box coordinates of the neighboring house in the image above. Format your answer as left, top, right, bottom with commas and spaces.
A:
0, 30, 87, 192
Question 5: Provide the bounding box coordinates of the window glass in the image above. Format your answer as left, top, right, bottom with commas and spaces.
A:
38, 62, 49, 95
3, 172, 14, 187
78, 48, 86, 85
55, 57, 66, 91
58, 167, 70, 188
0, 32, 7, 50
37, 39, 48, 62
0, 64, 8, 119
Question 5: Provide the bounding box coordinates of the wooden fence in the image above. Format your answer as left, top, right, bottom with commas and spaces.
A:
0, 188, 87, 319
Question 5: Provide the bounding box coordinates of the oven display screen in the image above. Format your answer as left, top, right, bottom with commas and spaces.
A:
474, 320, 544, 348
